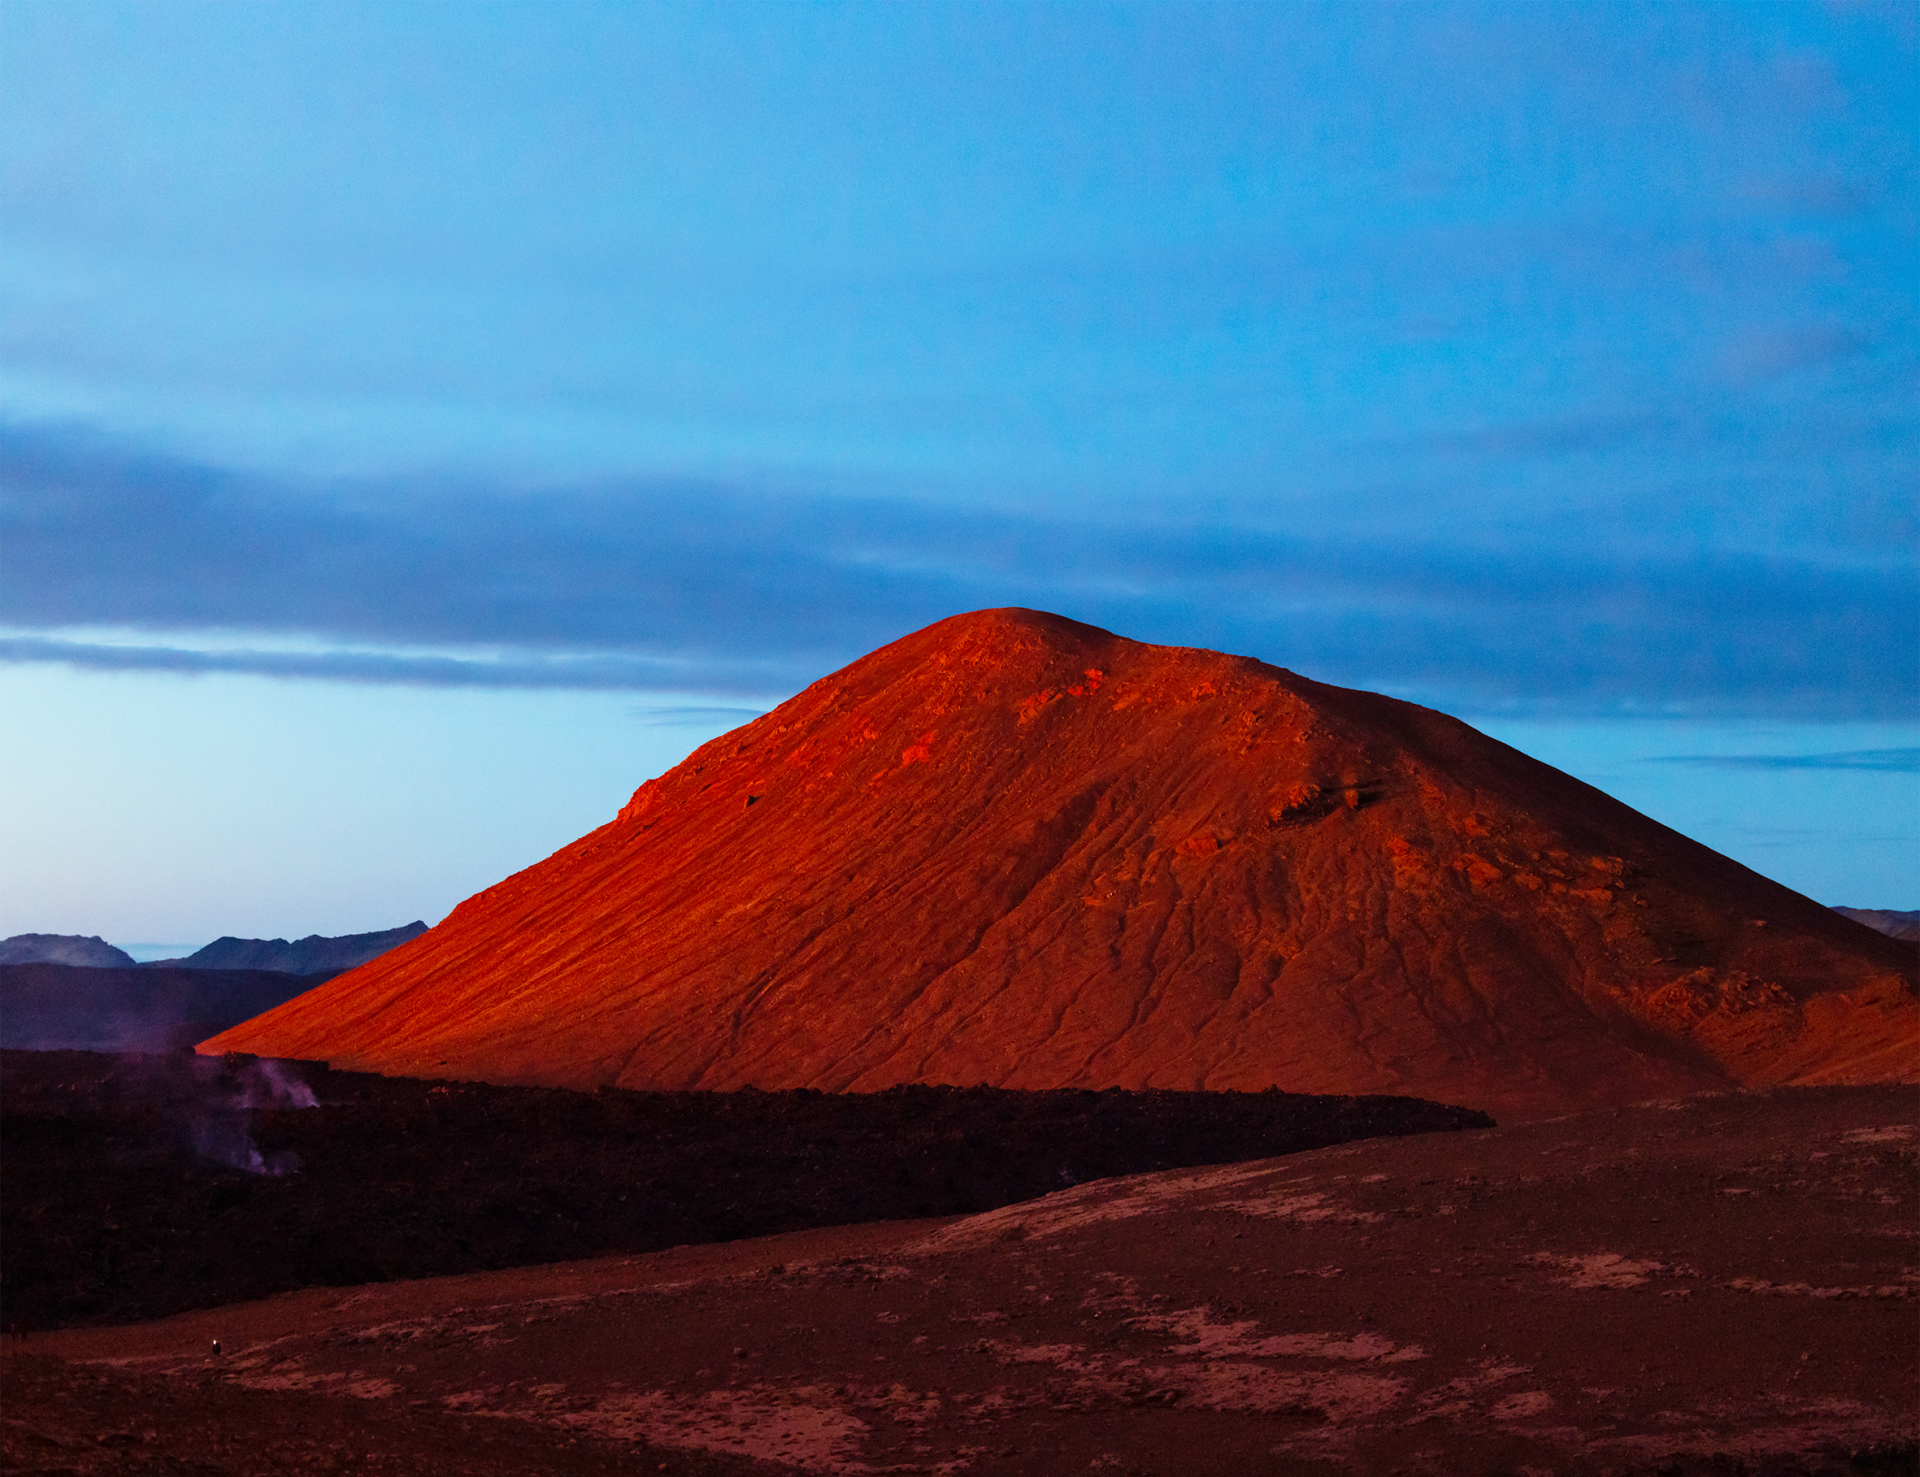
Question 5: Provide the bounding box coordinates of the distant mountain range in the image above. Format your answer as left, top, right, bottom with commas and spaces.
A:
0, 924, 428, 974
139, 923, 429, 974
0, 925, 432, 1051
1833, 908, 1920, 943
0, 921, 428, 1044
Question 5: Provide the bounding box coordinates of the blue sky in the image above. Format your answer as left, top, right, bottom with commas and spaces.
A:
2, 0, 1914, 943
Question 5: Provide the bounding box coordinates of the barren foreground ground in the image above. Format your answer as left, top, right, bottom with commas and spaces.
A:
7, 1086, 1914, 1476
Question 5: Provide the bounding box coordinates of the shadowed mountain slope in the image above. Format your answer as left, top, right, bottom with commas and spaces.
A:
204, 610, 1916, 1120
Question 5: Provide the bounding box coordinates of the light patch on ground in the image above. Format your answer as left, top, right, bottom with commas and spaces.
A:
1490, 1390, 1555, 1420
552, 1384, 872, 1471
1842, 1126, 1915, 1144
1416, 1361, 1533, 1420
1137, 1361, 1407, 1422
997, 1343, 1084, 1364
440, 1388, 502, 1410
322, 1311, 515, 1350
923, 1161, 1283, 1248
1221, 1190, 1384, 1224
856, 1381, 943, 1426
1529, 1252, 1667, 1289
1126, 1307, 1423, 1363
983, 1337, 1410, 1424
228, 1363, 398, 1399
1724, 1277, 1915, 1299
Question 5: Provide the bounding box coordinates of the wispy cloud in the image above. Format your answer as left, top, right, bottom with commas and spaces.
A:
1641, 748, 1920, 773
629, 705, 771, 727
0, 635, 793, 697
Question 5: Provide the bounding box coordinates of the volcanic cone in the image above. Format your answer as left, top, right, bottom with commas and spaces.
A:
204, 609, 1916, 1119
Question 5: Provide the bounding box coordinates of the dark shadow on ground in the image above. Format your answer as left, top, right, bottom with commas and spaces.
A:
1, 1049, 1489, 1331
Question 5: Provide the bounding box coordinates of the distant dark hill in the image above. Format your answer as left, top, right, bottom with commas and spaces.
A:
207, 609, 1917, 1122
146, 923, 428, 974
1, 965, 330, 1052
1835, 907, 1920, 943
0, 934, 136, 968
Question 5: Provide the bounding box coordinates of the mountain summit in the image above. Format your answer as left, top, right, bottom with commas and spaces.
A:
203, 610, 1915, 1118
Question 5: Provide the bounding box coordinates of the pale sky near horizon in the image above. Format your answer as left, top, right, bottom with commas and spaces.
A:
2, 1, 1914, 943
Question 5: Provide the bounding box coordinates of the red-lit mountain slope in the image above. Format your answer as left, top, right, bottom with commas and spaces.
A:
204, 610, 1917, 1120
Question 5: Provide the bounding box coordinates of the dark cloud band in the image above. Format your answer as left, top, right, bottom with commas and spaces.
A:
3, 422, 1913, 718
0, 635, 796, 697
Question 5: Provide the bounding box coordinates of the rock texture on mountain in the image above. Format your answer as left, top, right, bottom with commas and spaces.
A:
1835, 907, 1920, 943
0, 934, 136, 968
204, 609, 1917, 1120
149, 924, 428, 974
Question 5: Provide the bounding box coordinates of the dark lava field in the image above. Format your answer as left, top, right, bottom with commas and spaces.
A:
0, 1048, 1487, 1331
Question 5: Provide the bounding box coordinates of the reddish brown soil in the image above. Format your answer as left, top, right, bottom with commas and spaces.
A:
204, 609, 1916, 1121
0, 1352, 787, 1476
11, 1086, 1913, 1475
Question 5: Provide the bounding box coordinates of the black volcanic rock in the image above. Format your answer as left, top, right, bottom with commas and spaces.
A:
0, 965, 331, 1052
1835, 907, 1920, 943
0, 933, 136, 968
146, 922, 428, 974
0, 1048, 1489, 1331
